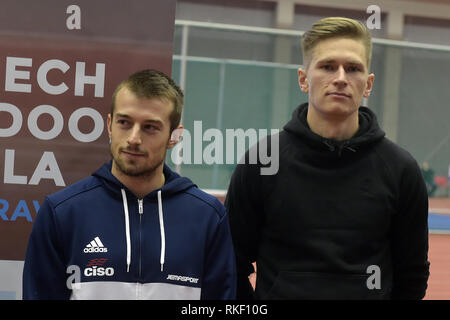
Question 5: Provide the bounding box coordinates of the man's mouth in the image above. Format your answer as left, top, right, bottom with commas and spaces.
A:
120, 149, 146, 157
327, 92, 351, 98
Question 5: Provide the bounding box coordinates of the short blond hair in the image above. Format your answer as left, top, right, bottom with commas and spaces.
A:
301, 17, 372, 69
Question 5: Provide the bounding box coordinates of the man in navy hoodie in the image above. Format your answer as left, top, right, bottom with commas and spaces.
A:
23, 69, 236, 300
226, 17, 429, 299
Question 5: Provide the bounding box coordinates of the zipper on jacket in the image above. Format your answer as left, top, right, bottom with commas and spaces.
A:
138, 199, 143, 214
138, 199, 143, 279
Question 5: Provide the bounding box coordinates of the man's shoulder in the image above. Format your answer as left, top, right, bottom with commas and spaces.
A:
374, 137, 418, 165
47, 175, 102, 208
184, 187, 226, 219
371, 138, 422, 181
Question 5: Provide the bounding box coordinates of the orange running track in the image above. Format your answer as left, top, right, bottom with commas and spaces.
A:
425, 197, 450, 300
425, 233, 450, 300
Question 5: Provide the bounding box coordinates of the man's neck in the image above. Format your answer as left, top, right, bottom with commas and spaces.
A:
306, 106, 359, 141
111, 163, 165, 199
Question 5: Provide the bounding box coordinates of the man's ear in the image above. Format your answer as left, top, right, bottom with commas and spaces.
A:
168, 125, 184, 149
107, 113, 112, 140
298, 68, 309, 93
364, 73, 375, 98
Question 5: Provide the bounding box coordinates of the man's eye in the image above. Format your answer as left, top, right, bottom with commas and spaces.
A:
347, 66, 361, 72
321, 65, 333, 71
117, 119, 132, 127
144, 125, 158, 131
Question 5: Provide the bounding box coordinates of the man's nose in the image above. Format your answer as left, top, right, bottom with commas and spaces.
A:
127, 124, 142, 145
333, 66, 348, 86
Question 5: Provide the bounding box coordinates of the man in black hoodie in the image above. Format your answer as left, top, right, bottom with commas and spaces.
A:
225, 17, 430, 300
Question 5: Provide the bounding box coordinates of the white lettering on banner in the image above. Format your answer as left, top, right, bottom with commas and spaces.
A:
3, 149, 66, 186
0, 103, 104, 142
4, 149, 26, 185
37, 59, 70, 95
29, 151, 65, 186
4, 56, 105, 97
0, 103, 22, 137
5, 57, 32, 93
28, 105, 64, 140
0, 56, 106, 188
75, 62, 105, 98
68, 107, 104, 142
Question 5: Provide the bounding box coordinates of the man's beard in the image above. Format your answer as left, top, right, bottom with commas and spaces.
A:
112, 147, 165, 178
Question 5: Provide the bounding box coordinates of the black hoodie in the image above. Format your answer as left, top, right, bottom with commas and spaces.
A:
225, 103, 429, 300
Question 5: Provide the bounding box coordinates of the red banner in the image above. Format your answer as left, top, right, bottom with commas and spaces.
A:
0, 0, 177, 263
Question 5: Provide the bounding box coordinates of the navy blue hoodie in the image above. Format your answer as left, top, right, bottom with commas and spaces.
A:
23, 161, 236, 300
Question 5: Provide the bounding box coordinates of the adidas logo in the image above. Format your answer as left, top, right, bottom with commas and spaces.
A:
83, 236, 108, 253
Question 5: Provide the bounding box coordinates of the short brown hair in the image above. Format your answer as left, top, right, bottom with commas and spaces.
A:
111, 69, 184, 133
301, 17, 372, 69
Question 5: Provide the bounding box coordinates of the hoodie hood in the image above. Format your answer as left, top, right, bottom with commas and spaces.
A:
92, 160, 196, 199
92, 161, 196, 273
284, 103, 385, 157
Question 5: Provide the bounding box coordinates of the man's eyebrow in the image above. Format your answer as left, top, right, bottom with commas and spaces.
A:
115, 113, 131, 119
317, 59, 364, 65
143, 119, 164, 126
115, 113, 164, 125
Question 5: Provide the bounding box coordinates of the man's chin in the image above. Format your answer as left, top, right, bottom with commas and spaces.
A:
317, 102, 358, 118
120, 168, 147, 177
113, 159, 163, 178
118, 164, 152, 177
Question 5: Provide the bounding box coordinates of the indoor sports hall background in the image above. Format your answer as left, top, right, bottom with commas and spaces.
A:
1, 0, 449, 299
168, 0, 450, 300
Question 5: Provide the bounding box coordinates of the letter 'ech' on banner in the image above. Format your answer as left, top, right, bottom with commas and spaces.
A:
0, 0, 177, 297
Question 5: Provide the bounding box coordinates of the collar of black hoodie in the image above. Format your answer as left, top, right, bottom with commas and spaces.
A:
283, 103, 385, 157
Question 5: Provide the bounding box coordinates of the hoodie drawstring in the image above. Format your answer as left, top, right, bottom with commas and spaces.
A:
121, 189, 131, 273
120, 188, 166, 273
323, 140, 357, 157
157, 190, 165, 272
323, 140, 335, 152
